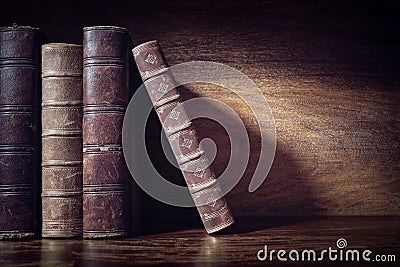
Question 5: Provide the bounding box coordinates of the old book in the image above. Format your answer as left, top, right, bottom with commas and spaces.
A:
132, 41, 235, 234
0, 25, 42, 239
82, 26, 131, 238
41, 43, 83, 238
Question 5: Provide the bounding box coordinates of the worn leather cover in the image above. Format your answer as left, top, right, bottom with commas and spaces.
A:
132, 41, 235, 234
0, 25, 42, 239
83, 26, 131, 238
41, 43, 83, 237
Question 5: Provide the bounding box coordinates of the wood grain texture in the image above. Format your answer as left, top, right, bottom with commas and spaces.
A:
0, 0, 399, 220
0, 217, 399, 266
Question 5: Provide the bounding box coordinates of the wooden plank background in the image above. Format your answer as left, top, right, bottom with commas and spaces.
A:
1, 0, 399, 221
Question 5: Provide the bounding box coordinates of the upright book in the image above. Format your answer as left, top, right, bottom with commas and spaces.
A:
0, 25, 42, 239
132, 41, 235, 234
41, 43, 83, 237
82, 26, 131, 238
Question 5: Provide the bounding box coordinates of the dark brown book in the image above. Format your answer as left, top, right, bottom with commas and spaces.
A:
82, 26, 131, 238
132, 41, 235, 234
41, 43, 83, 238
0, 25, 42, 239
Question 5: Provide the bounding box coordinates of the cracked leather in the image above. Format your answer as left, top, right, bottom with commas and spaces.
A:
41, 43, 83, 238
0, 25, 42, 239
82, 26, 131, 238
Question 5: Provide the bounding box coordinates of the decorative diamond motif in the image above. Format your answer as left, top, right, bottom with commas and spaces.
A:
157, 82, 169, 93
168, 110, 180, 120
207, 197, 217, 207
180, 138, 193, 148
145, 53, 157, 64
193, 167, 205, 178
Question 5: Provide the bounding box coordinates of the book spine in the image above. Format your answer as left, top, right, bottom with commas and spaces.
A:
41, 43, 83, 238
132, 41, 235, 234
0, 26, 41, 239
82, 26, 131, 238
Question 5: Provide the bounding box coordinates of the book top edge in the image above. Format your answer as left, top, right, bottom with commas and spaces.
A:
132, 40, 159, 52
42, 43, 82, 49
83, 26, 128, 32
0, 25, 40, 32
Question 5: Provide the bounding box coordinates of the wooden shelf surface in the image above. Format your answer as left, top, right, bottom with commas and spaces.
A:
0, 217, 399, 266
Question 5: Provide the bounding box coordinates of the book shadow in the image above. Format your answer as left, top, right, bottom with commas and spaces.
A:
128, 60, 321, 235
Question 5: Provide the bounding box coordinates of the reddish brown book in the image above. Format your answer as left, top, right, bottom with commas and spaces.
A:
82, 26, 131, 238
132, 40, 235, 234
41, 43, 83, 238
0, 25, 42, 239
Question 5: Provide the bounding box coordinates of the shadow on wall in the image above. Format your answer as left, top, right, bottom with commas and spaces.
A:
127, 67, 322, 233
181, 87, 323, 233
